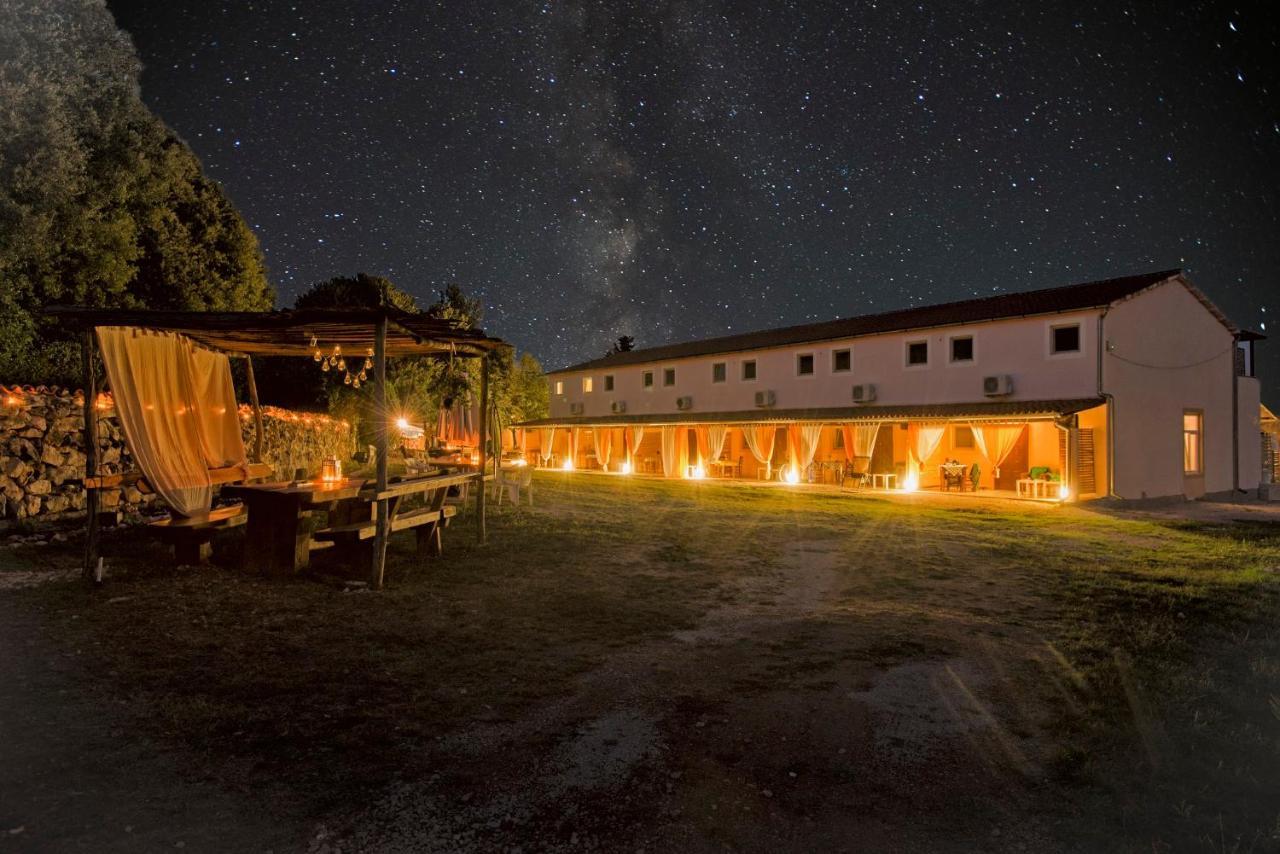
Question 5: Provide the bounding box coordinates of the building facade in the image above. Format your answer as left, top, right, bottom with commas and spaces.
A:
519, 270, 1263, 501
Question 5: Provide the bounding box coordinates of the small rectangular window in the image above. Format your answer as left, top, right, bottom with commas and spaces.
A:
663, 368, 676, 387
642, 371, 653, 388
604, 375, 614, 392
1051, 324, 1081, 354
742, 360, 757, 381
833, 429, 845, 450
712, 362, 726, 383
554, 380, 564, 395
1183, 411, 1202, 474
950, 336, 974, 363
583, 377, 593, 393
906, 340, 929, 366
954, 425, 975, 449
797, 353, 814, 376
832, 349, 851, 373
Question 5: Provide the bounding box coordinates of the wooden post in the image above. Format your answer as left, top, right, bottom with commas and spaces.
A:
370, 314, 390, 589
81, 330, 101, 583
476, 355, 489, 545
244, 354, 265, 464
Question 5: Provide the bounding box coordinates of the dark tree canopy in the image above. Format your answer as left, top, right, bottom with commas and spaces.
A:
0, 0, 273, 386
609, 335, 636, 355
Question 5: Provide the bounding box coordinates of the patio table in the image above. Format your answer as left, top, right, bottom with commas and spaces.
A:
870, 472, 897, 490
223, 478, 367, 575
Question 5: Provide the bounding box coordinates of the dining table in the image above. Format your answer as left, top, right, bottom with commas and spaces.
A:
222, 477, 367, 575
939, 463, 968, 491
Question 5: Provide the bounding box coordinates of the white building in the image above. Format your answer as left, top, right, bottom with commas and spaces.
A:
521, 270, 1263, 501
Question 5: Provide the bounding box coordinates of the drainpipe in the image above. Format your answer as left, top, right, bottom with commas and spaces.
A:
1231, 333, 1240, 494
1097, 309, 1119, 498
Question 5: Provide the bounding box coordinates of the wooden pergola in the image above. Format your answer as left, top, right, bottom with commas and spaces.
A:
46, 305, 508, 589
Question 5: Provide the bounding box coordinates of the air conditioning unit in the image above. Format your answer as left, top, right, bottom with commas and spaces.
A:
610, 400, 626, 414
754, 390, 776, 408
569, 402, 584, 415
676, 396, 694, 411
851, 383, 877, 403
982, 375, 1013, 397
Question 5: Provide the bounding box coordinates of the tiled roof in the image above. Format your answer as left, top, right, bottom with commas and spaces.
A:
553, 269, 1187, 374
516, 397, 1105, 428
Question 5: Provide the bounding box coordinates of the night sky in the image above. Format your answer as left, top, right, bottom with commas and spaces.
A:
107, 1, 1279, 397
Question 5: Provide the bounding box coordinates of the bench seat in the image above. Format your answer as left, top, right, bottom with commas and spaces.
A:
313, 505, 457, 543
149, 503, 247, 564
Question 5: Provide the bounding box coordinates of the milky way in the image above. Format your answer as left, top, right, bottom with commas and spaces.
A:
107, 1, 1278, 396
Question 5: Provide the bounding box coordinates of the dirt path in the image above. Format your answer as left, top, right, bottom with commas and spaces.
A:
336, 537, 1062, 852
0, 590, 304, 853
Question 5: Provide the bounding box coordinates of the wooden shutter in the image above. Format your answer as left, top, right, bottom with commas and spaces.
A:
1059, 427, 1097, 495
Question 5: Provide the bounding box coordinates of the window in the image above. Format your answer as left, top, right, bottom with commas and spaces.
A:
663, 368, 676, 387
742, 360, 757, 381
604, 375, 614, 392
832, 349, 851, 373
1183, 411, 1203, 475
1051, 324, 1081, 355
950, 336, 974, 363
583, 377, 593, 393
554, 380, 564, 395
906, 340, 929, 366
797, 353, 815, 376
712, 362, 727, 383
642, 371, 654, 389
833, 429, 845, 450
954, 425, 975, 449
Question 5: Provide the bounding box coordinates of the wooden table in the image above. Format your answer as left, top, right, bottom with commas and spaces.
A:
940, 464, 968, 490
870, 472, 897, 490
709, 459, 741, 478
223, 478, 367, 574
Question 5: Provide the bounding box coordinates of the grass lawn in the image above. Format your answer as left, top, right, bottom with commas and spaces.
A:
5, 472, 1280, 852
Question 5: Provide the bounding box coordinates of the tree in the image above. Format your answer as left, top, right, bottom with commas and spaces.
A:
608, 335, 635, 355
0, 0, 273, 385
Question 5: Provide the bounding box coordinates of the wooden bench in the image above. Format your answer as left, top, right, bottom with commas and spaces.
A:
128, 463, 273, 564
312, 473, 471, 558
149, 503, 247, 565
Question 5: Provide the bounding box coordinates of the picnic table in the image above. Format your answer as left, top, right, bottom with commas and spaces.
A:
222, 477, 368, 574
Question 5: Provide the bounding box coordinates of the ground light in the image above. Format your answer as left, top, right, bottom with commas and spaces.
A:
1058, 483, 1070, 500
619, 460, 632, 474
562, 459, 574, 471
902, 472, 919, 492
691, 464, 706, 479
783, 466, 800, 484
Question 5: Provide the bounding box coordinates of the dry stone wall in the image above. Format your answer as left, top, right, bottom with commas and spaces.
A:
0, 385, 354, 523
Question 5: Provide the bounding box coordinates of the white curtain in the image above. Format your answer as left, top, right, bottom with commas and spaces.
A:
706, 425, 729, 462
538, 427, 557, 464
852, 424, 880, 458
907, 424, 947, 483
975, 424, 1026, 476
788, 423, 824, 475
626, 426, 645, 465
742, 425, 778, 478
593, 428, 613, 470
660, 426, 685, 478
97, 327, 245, 517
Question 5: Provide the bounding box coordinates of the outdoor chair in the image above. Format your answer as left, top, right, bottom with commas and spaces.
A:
968, 462, 982, 491
844, 456, 871, 490
493, 464, 533, 507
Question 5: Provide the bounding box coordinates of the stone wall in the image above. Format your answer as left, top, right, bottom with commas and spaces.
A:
0, 385, 354, 523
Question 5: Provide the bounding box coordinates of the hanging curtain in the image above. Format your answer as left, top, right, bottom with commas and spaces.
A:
97, 327, 246, 517
593, 427, 613, 470
977, 423, 1026, 476
437, 400, 480, 447
660, 426, 687, 478
694, 426, 711, 464
907, 424, 947, 483
626, 426, 645, 465
841, 423, 881, 462
786, 423, 824, 477
742, 425, 778, 478
538, 427, 557, 464
568, 428, 581, 467
706, 425, 729, 463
